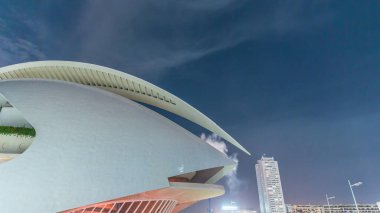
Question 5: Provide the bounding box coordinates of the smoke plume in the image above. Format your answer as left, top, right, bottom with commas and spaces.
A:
201, 133, 241, 193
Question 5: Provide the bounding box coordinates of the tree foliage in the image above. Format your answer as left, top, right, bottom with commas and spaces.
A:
0, 126, 36, 137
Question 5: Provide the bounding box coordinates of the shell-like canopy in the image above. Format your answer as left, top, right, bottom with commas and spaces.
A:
0, 61, 250, 155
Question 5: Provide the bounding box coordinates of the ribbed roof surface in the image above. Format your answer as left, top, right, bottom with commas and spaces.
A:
0, 61, 249, 155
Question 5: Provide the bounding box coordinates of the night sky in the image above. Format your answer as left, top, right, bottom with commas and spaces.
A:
1, 1, 380, 212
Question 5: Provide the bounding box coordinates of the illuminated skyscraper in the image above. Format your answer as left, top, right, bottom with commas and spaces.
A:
256, 156, 286, 213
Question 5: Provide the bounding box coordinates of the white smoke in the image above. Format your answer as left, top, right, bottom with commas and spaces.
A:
201, 133, 228, 154
201, 133, 241, 192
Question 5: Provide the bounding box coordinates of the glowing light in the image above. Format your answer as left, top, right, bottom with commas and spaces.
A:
222, 205, 238, 210
351, 181, 362, 187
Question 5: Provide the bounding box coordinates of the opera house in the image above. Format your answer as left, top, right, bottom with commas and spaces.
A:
0, 61, 249, 212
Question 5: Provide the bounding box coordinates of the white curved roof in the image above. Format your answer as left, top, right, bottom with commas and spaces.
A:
0, 61, 249, 155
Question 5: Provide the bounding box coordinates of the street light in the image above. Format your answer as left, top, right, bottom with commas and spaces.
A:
348, 180, 362, 213
326, 194, 335, 213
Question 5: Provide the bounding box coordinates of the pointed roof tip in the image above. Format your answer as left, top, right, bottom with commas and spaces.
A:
232, 140, 251, 156
243, 148, 251, 156
218, 131, 251, 156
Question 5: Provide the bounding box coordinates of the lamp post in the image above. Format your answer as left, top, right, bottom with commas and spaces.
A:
326, 194, 335, 213
348, 180, 362, 213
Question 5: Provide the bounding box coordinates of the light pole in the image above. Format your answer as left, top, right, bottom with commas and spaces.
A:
326, 194, 335, 213
348, 180, 362, 213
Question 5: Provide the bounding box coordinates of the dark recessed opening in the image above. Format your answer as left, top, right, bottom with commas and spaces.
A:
168, 166, 224, 184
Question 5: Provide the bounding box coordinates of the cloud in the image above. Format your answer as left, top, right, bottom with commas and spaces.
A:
72, 0, 246, 75
201, 133, 241, 193
0, 1, 333, 75
0, 16, 46, 66
0, 36, 46, 66
71, 0, 333, 76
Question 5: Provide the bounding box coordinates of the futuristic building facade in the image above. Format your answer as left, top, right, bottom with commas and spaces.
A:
0, 61, 249, 213
287, 204, 380, 213
256, 156, 286, 213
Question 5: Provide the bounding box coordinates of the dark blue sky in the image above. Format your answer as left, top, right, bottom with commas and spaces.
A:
1, 1, 380, 212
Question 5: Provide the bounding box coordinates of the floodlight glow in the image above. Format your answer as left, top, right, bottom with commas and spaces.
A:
352, 182, 363, 187
222, 205, 238, 210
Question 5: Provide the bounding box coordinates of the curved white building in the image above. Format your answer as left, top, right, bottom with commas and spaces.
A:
0, 61, 249, 213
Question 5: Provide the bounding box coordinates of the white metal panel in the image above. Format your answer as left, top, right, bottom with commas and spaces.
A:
0, 107, 32, 128
0, 80, 234, 212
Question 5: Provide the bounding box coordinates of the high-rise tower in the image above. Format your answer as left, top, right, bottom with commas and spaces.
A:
256, 156, 286, 213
